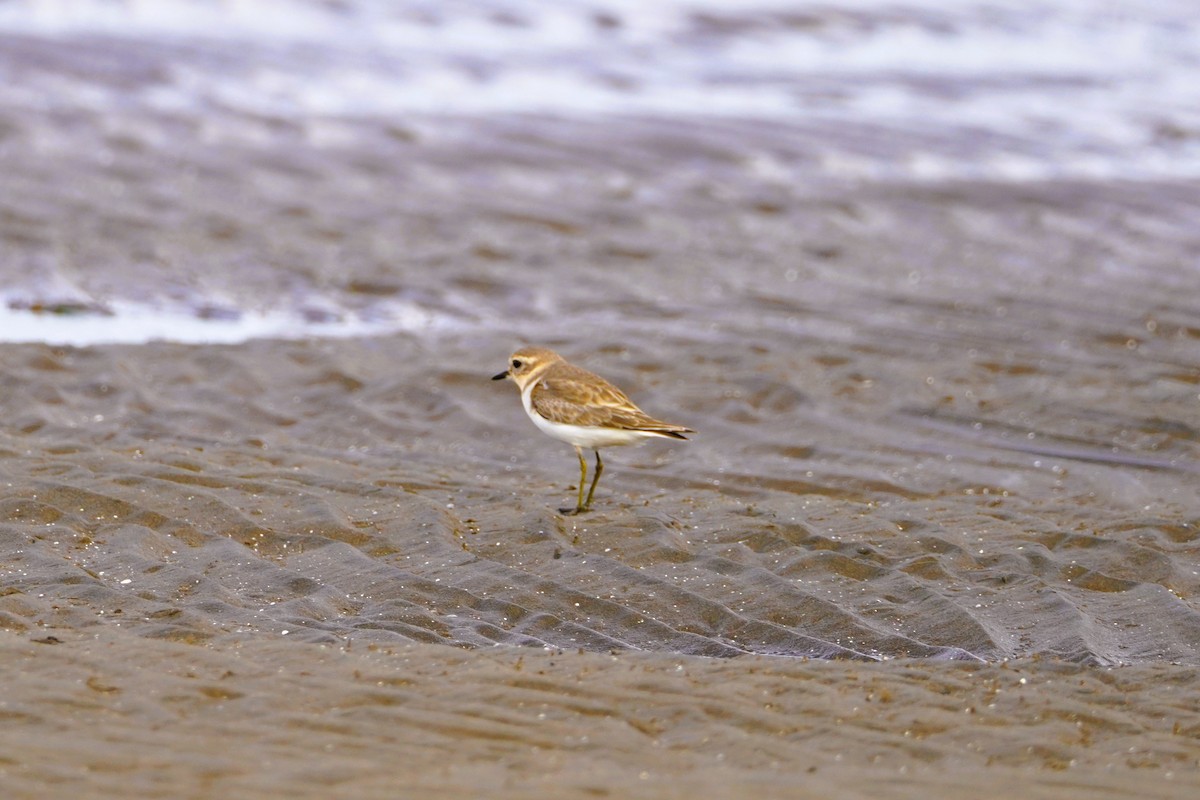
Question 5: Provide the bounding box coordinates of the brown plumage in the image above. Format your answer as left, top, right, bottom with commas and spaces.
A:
530, 363, 690, 438
492, 346, 693, 513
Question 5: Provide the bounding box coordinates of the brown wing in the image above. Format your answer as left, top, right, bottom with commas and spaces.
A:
531, 363, 693, 437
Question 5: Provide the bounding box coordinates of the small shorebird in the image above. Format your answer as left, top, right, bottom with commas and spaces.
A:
492, 347, 693, 514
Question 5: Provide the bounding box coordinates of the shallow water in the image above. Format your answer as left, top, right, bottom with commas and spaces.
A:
2, 1, 1199, 797
2, 263, 1197, 664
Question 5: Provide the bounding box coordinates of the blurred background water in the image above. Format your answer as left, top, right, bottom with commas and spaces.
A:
2, 0, 1199, 343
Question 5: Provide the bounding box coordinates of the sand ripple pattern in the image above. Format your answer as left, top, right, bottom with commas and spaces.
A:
1, 329, 1196, 665
1, 17, 1198, 667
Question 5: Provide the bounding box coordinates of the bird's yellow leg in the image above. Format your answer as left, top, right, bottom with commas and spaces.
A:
574, 446, 588, 513
584, 449, 604, 510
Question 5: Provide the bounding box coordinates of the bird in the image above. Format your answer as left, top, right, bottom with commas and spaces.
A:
492, 347, 693, 514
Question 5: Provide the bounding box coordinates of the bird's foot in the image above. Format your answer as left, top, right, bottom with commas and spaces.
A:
559, 506, 590, 516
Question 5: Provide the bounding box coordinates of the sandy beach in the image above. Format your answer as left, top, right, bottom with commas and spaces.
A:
3, 631, 1199, 799
2, 2, 1199, 797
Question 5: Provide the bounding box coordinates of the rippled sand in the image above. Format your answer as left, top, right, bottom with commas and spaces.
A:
2, 315, 1197, 664
3, 168, 1199, 793
3, 12, 1200, 797
4, 631, 1198, 799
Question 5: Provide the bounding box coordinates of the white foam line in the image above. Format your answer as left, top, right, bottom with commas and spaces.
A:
2, 1, 1198, 182
0, 301, 441, 346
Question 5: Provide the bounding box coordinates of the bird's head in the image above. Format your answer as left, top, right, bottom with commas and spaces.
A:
491, 347, 563, 390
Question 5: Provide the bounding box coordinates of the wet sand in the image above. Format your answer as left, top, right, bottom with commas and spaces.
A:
3, 132, 1199, 794
3, 631, 1198, 799
3, 11, 1200, 797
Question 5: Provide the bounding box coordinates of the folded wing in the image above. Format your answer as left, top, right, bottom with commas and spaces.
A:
532, 368, 693, 438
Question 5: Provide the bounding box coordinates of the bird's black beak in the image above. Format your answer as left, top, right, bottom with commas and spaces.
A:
491, 371, 509, 381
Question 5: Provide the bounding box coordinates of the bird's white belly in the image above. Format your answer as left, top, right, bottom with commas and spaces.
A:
522, 384, 649, 449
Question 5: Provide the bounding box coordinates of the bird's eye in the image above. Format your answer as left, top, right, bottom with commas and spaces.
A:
511, 359, 522, 369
